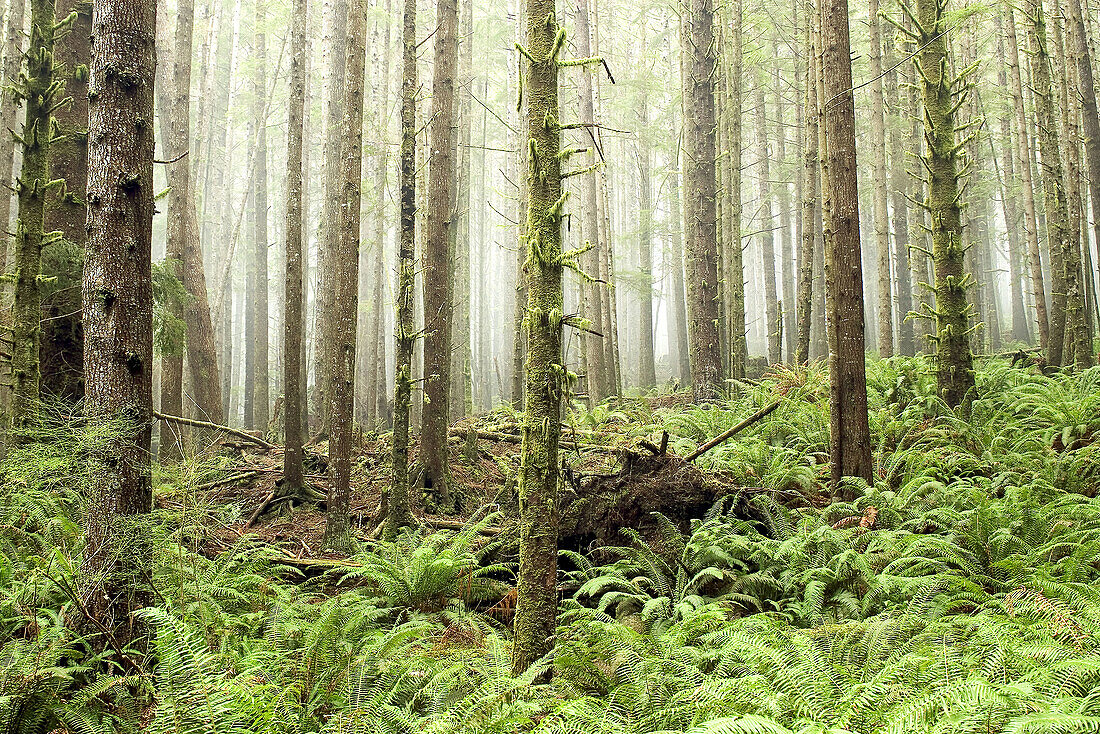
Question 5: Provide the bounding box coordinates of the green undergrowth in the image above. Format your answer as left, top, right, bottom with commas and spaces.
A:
3, 358, 1100, 733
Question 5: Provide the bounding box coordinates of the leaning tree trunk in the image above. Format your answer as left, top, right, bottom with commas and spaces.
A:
681, 0, 724, 401
80, 0, 156, 658
913, 0, 975, 407
1027, 0, 1089, 367
820, 0, 872, 485
386, 0, 417, 540
322, 0, 366, 553
10, 0, 59, 435
512, 0, 565, 676
283, 0, 308, 494
420, 0, 458, 512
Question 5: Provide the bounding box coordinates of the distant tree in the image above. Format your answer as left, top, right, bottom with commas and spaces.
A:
80, 0, 157, 656
246, 0, 271, 430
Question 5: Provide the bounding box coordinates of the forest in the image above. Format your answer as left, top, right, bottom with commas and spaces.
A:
1, 0, 1100, 728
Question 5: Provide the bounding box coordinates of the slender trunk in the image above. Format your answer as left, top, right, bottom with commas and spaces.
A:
636, 98, 656, 387
0, 0, 26, 276
40, 0, 89, 401
796, 0, 818, 365
820, 0, 872, 484
1027, 0, 1088, 366
669, 163, 691, 382
312, 0, 349, 436
80, 0, 156, 656
774, 42, 795, 362
10, 0, 58, 433
1006, 6, 1050, 352
420, 0, 458, 511
249, 0, 270, 429
451, 0, 473, 417
886, 41, 914, 356
323, 0, 366, 553
915, 0, 975, 406
283, 0, 307, 494
868, 0, 892, 356
754, 83, 780, 365
387, 0, 416, 538
512, 0, 563, 676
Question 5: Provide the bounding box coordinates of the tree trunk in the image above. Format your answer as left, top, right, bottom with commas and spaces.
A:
994, 6, 1031, 344
387, 0, 416, 539
248, 0, 271, 429
1006, 6, 1050, 353
420, 0, 458, 512
80, 0, 156, 657
0, 0, 26, 277
283, 0, 308, 494
41, 0, 89, 401
636, 96, 656, 388
669, 163, 691, 383
168, 0, 223, 426
1064, 0, 1099, 364
868, 0, 892, 356
886, 39, 914, 356
796, 0, 818, 365
312, 0, 349, 436
681, 0, 724, 401
322, 0, 366, 553
820, 0, 872, 484
754, 83, 780, 365
914, 0, 975, 406
10, 0, 58, 434
512, 0, 564, 676
451, 0, 473, 418
1027, 0, 1089, 367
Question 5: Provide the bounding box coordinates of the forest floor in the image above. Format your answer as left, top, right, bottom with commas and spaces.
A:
8, 354, 1100, 734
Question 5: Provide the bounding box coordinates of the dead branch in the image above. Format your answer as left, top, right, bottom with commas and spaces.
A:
153, 411, 278, 450
683, 401, 782, 462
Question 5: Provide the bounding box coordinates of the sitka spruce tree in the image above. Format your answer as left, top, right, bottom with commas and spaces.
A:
10, 0, 62, 435
80, 0, 156, 658
904, 0, 975, 409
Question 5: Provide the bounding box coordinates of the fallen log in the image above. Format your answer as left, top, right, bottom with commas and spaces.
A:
154, 411, 278, 450
683, 401, 781, 462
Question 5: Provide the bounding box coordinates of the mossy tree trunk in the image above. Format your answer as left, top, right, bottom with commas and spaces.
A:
910, 0, 975, 407
512, 0, 566, 676
820, 0, 872, 485
42, 0, 89, 401
0, 0, 26, 282
795, 0, 819, 365
420, 0, 458, 512
79, 0, 156, 657
386, 0, 417, 540
322, 0, 366, 553
10, 0, 60, 435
